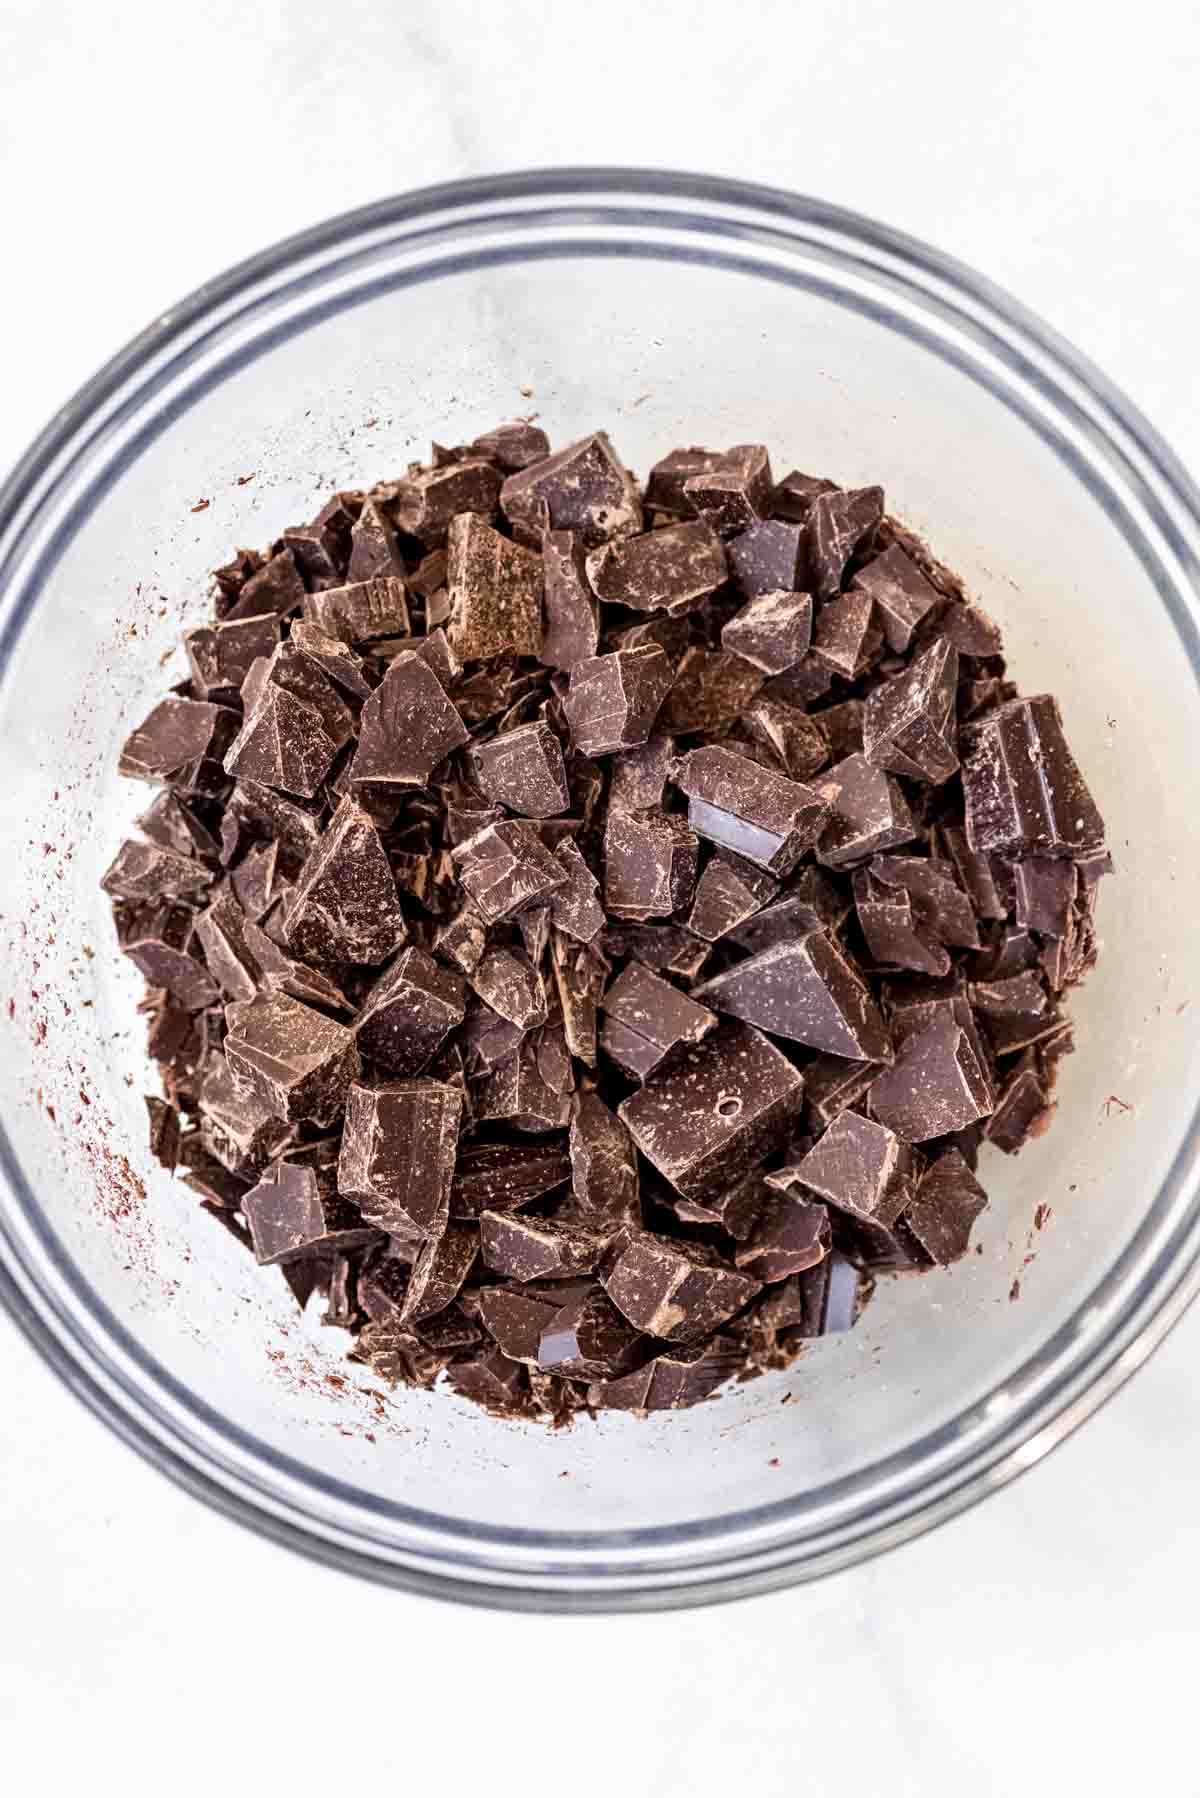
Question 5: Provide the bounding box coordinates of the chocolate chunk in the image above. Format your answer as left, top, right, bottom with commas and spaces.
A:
601, 1230, 761, 1342
338, 1078, 462, 1235
902, 1150, 987, 1264
356, 946, 465, 1074
185, 613, 280, 702
500, 431, 642, 548
604, 807, 699, 920
568, 1088, 640, 1224
469, 945, 547, 1030
240, 916, 353, 1014
229, 842, 279, 921
476, 1287, 565, 1364
145, 1096, 181, 1172
243, 1159, 377, 1266
450, 1140, 570, 1218
480, 1211, 610, 1281
282, 520, 342, 589
227, 549, 307, 621
445, 513, 542, 662
118, 901, 219, 1011
467, 721, 569, 819
816, 753, 917, 866
850, 545, 939, 653
101, 839, 213, 904
855, 869, 949, 976
658, 648, 764, 735
1013, 856, 1077, 938
686, 852, 778, 942
445, 1349, 533, 1417
195, 1052, 295, 1176
192, 888, 261, 1000
607, 735, 676, 814
796, 1252, 865, 1336
683, 444, 774, 536
727, 520, 806, 599
390, 459, 502, 546
550, 934, 604, 1065
537, 1288, 649, 1379
223, 782, 322, 879
618, 1022, 805, 1198
962, 694, 1106, 857
941, 602, 1004, 659
672, 745, 828, 875
119, 696, 237, 785
350, 650, 468, 787
225, 991, 359, 1125
802, 1055, 880, 1129
344, 500, 406, 583
695, 930, 891, 1060
548, 838, 605, 943
868, 1010, 993, 1142
433, 901, 488, 974
304, 575, 411, 645
985, 1059, 1054, 1153
672, 1169, 768, 1241
562, 645, 673, 757
814, 698, 864, 762
224, 652, 354, 799
863, 638, 959, 784
970, 971, 1061, 1055
475, 1031, 572, 1132
453, 820, 565, 922
540, 529, 600, 671
763, 655, 834, 709
585, 521, 727, 614
806, 485, 884, 596
812, 590, 878, 678
469, 420, 551, 470
645, 446, 725, 515
288, 622, 372, 702
773, 469, 839, 522
940, 825, 1007, 921
740, 697, 829, 780
870, 856, 980, 949
280, 796, 407, 967
398, 1223, 478, 1323
783, 1111, 916, 1236
727, 867, 850, 951
600, 921, 711, 980
600, 961, 716, 1080
139, 790, 223, 863
589, 1339, 738, 1411
735, 1194, 831, 1281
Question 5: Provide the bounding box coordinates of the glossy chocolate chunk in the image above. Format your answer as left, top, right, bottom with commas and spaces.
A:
185, 613, 280, 702
672, 744, 828, 875
727, 519, 806, 598
586, 521, 726, 614
970, 971, 1061, 1055
391, 459, 501, 546
288, 622, 372, 701
356, 946, 465, 1074
399, 1224, 478, 1323
1013, 856, 1077, 938
345, 500, 406, 583
227, 547, 306, 621
119, 696, 238, 785
735, 1193, 831, 1281
600, 961, 716, 1080
773, 469, 838, 521
224, 652, 355, 799
195, 1053, 294, 1176
453, 820, 565, 922
784, 1110, 916, 1234
740, 697, 829, 780
468, 420, 551, 470
589, 1339, 739, 1411
816, 753, 917, 867
796, 1251, 865, 1336
562, 644, 673, 757
868, 1010, 993, 1142
721, 589, 815, 675
469, 945, 547, 1031
871, 855, 980, 948
683, 444, 774, 536
802, 1055, 880, 1129
139, 789, 223, 862
851, 545, 940, 652
476, 1286, 565, 1364
601, 1230, 761, 1342
243, 1159, 377, 1266
501, 430, 642, 548
467, 721, 569, 819
241, 915, 354, 1015
540, 529, 600, 671
814, 698, 864, 761
338, 1078, 462, 1236
101, 839, 213, 904
854, 869, 949, 976
903, 1150, 987, 1264
645, 446, 724, 515
350, 650, 468, 788
686, 851, 778, 942
445, 513, 542, 662
672, 1169, 768, 1242
962, 696, 1105, 857
815, 591, 878, 678
548, 838, 605, 943
863, 637, 959, 784
658, 648, 764, 735
618, 1022, 805, 1199
225, 991, 360, 1125
281, 796, 407, 967
806, 484, 884, 596
727, 867, 850, 951
600, 921, 711, 980
568, 1088, 640, 1224
118, 901, 219, 1011
696, 930, 891, 1060
537, 1287, 648, 1379
985, 1058, 1054, 1153
604, 807, 699, 920
475, 1032, 572, 1132
449, 1139, 571, 1218
480, 1211, 611, 1282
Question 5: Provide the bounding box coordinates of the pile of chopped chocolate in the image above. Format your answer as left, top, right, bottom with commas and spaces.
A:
105, 424, 1109, 1423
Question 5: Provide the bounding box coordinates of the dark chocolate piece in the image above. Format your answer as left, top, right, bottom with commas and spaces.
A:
119, 696, 237, 785
225, 991, 360, 1125
727, 867, 850, 952
453, 820, 566, 922
118, 901, 219, 1011
868, 1010, 993, 1142
806, 485, 884, 596
469, 945, 547, 1031
772, 468, 838, 522
672, 1169, 768, 1242
902, 1150, 987, 1264
475, 1031, 573, 1132
548, 838, 605, 943
683, 444, 774, 536
696, 930, 891, 1061
585, 522, 726, 614
941, 602, 1004, 659
500, 431, 642, 547
727, 520, 806, 599
735, 1194, 831, 1282
672, 745, 828, 875
101, 839, 213, 904
338, 1078, 462, 1235
450, 1140, 571, 1218
537, 1288, 648, 1379
243, 1159, 377, 1266
227, 547, 306, 620
854, 870, 949, 976
686, 852, 778, 942
550, 934, 604, 1065
350, 650, 468, 787
540, 530, 600, 671
469, 420, 551, 470
476, 1287, 565, 1364
645, 446, 725, 515
796, 1251, 865, 1336
288, 622, 372, 701
601, 1230, 761, 1342
281, 796, 407, 966
618, 1023, 805, 1198
783, 1111, 916, 1238
568, 1089, 640, 1224
445, 513, 542, 662
985, 1058, 1054, 1153
607, 734, 676, 814
185, 613, 280, 702
603, 807, 699, 920
815, 753, 917, 867
304, 575, 411, 644
658, 648, 765, 735
391, 459, 501, 546
467, 722, 569, 819
851, 545, 939, 653
589, 1339, 739, 1411
970, 971, 1062, 1055
480, 1211, 610, 1281
740, 697, 828, 780
871, 855, 980, 949
145, 1095, 181, 1171
345, 501, 406, 583
356, 947, 465, 1074
399, 1224, 478, 1323
863, 638, 959, 784
802, 1056, 880, 1129
963, 698, 1105, 858
1013, 857, 1077, 938
600, 962, 716, 1081
562, 645, 673, 757
812, 591, 878, 678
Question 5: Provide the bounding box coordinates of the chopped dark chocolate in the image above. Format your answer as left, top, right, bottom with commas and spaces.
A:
356, 946, 465, 1074
391, 459, 502, 546
683, 444, 774, 536
812, 590, 877, 677
450, 1139, 571, 1218
903, 1150, 987, 1264
467, 722, 569, 819
185, 613, 280, 702
816, 753, 917, 867
850, 545, 939, 653
225, 990, 360, 1125
243, 1158, 378, 1266
453, 820, 566, 922
806, 485, 884, 596
658, 648, 765, 735
568, 1088, 640, 1225
672, 745, 828, 875
604, 807, 699, 920
962, 694, 1105, 856
868, 1010, 993, 1142
338, 1078, 462, 1235
735, 1193, 831, 1282
562, 645, 673, 757
696, 930, 891, 1060
863, 638, 959, 784
600, 961, 716, 1081
446, 513, 542, 661
601, 1230, 761, 1342
686, 851, 778, 942
586, 521, 727, 614
469, 945, 547, 1031
281, 796, 407, 967
588, 1338, 740, 1412
480, 1211, 610, 1281
540, 529, 600, 671
119, 696, 238, 785
350, 650, 468, 787
399, 1224, 478, 1323
118, 901, 219, 1011
740, 697, 828, 780
500, 431, 642, 547
548, 838, 605, 943
645, 446, 725, 515
727, 520, 806, 599
101, 838, 213, 904
537, 1287, 649, 1380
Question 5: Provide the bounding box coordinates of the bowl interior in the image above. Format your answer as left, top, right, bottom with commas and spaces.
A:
1, 182, 1198, 1598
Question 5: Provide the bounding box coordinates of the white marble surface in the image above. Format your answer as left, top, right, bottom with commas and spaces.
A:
2, 0, 1199, 1789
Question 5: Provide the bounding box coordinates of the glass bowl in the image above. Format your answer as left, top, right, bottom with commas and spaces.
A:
1, 169, 1198, 1612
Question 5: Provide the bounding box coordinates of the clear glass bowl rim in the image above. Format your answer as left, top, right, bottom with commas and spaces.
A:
1, 166, 1199, 1612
